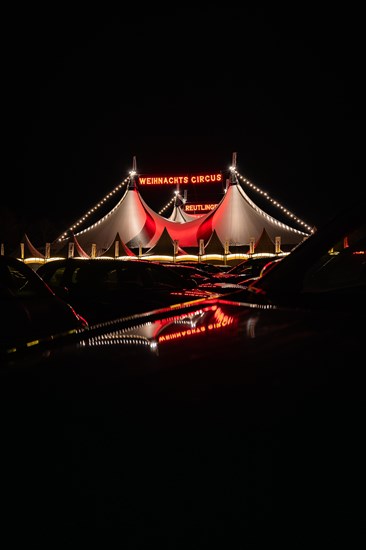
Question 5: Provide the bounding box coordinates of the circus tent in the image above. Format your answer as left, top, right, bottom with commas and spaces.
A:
10, 233, 45, 260
201, 230, 227, 256
51, 234, 91, 259
144, 227, 189, 258
167, 192, 202, 223
70, 177, 209, 255
195, 176, 308, 252
100, 232, 136, 258
54, 154, 312, 258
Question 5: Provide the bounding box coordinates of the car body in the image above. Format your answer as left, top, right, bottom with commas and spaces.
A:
158, 261, 213, 282
36, 257, 220, 324
239, 198, 366, 311
161, 261, 250, 295
177, 261, 229, 274
207, 254, 285, 284
1, 199, 365, 539
0, 255, 88, 350
235, 257, 284, 286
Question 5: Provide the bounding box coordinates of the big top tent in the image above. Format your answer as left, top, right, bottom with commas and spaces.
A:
53, 154, 313, 260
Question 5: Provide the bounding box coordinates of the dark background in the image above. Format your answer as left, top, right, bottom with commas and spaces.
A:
2, 7, 362, 247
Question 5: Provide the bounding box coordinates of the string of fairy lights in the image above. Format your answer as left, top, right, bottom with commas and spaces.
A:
158, 190, 179, 216
58, 175, 130, 241
233, 169, 313, 233
58, 165, 313, 242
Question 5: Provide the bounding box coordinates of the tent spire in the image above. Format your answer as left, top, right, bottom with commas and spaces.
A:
229, 152, 239, 186
128, 156, 138, 190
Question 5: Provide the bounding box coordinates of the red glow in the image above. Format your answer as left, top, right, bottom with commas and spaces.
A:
158, 307, 236, 343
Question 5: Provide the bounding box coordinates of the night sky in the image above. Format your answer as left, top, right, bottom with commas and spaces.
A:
2, 8, 362, 246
